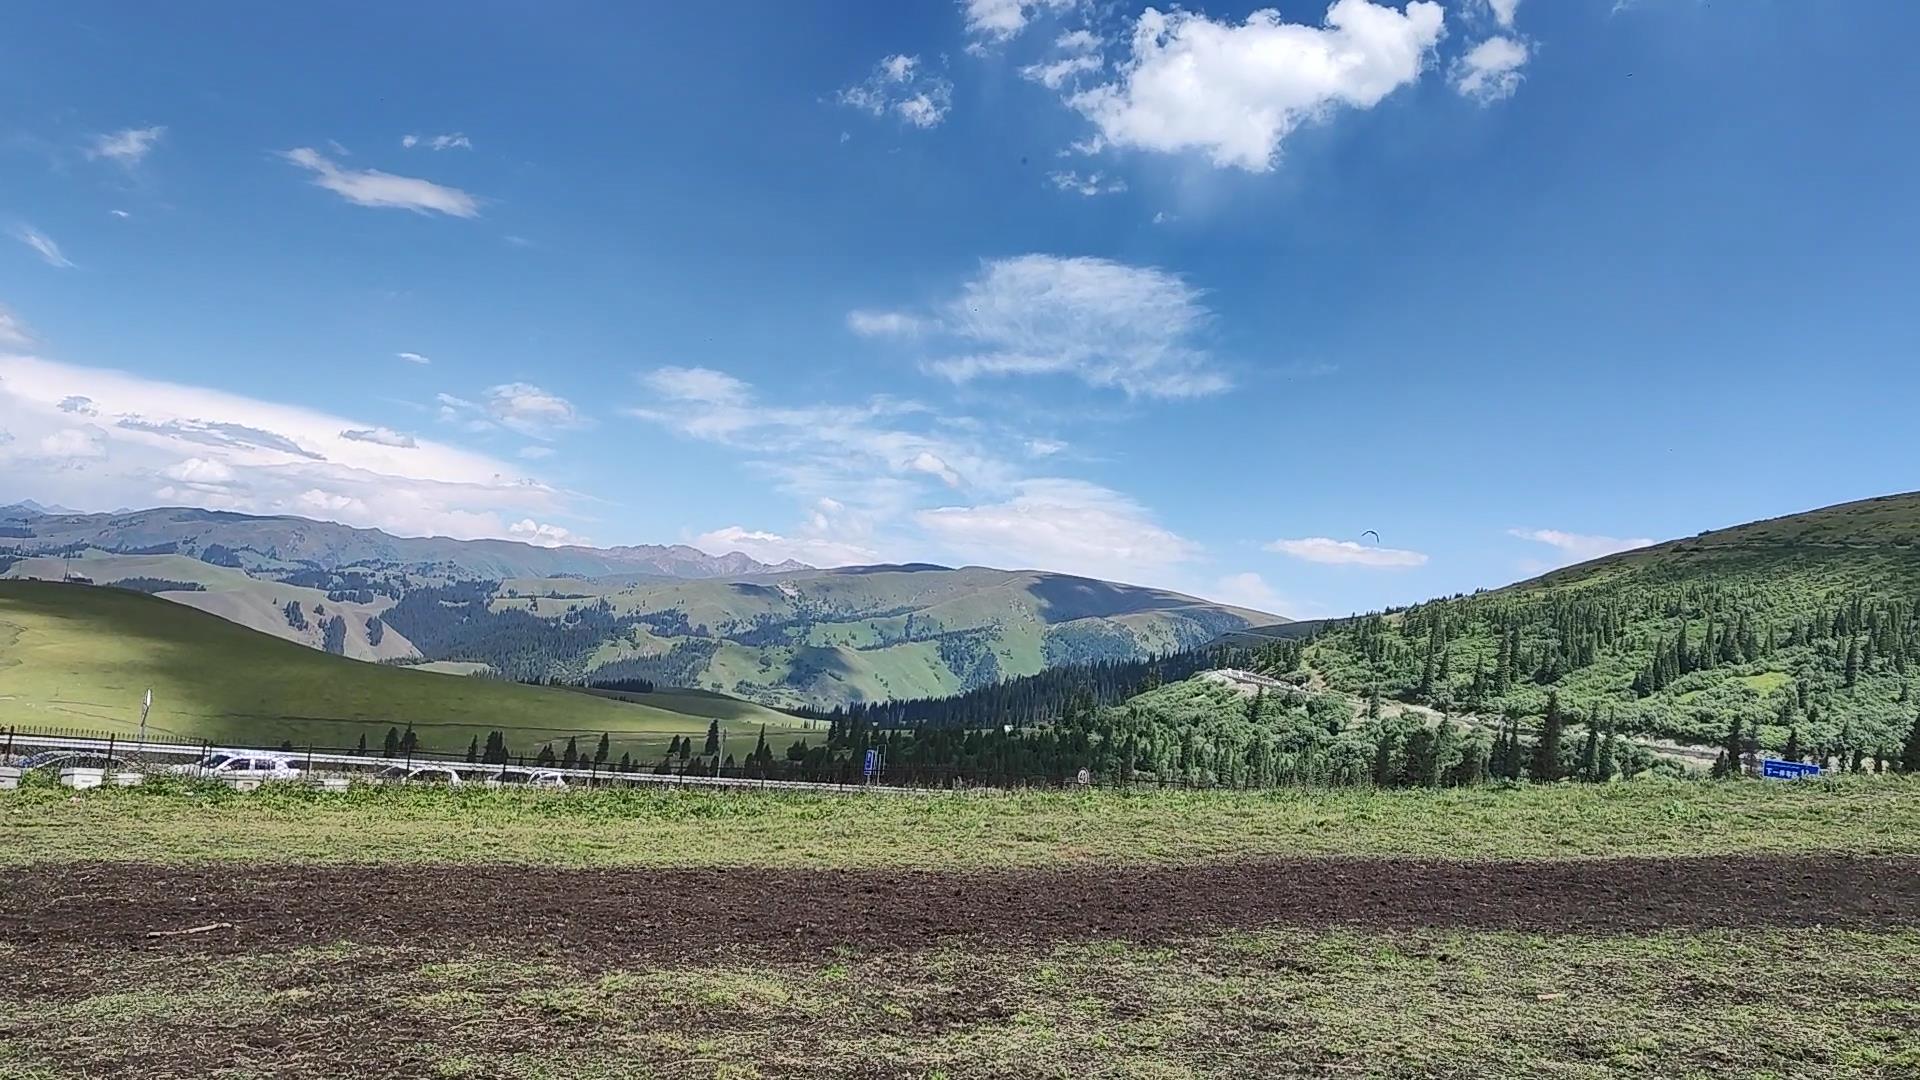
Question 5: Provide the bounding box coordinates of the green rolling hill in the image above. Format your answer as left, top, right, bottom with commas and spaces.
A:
1284, 491, 1920, 764
0, 579, 817, 762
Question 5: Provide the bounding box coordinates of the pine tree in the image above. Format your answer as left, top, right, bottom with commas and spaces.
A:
618, 751, 633, 773
1845, 638, 1861, 687
1901, 711, 1920, 774
400, 725, 418, 757
703, 719, 721, 757
1578, 705, 1601, 782
562, 736, 580, 770
465, 736, 478, 764
1784, 727, 1803, 763
594, 733, 610, 766
382, 726, 400, 758
356, 732, 368, 755
536, 743, 556, 767
1720, 713, 1743, 779
1530, 691, 1565, 781
1596, 712, 1618, 782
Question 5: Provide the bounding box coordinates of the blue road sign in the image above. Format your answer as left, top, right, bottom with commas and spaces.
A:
863, 749, 879, 778
1762, 759, 1821, 780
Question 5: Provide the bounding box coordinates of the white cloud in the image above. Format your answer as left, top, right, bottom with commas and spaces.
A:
1024, 437, 1066, 457
160, 457, 236, 486
839, 54, 953, 129
403, 133, 472, 151
397, 351, 432, 365
964, 0, 1078, 43
0, 306, 34, 348
692, 525, 878, 568
38, 428, 105, 461
509, 518, 574, 547
14, 226, 75, 269
1507, 528, 1654, 566
1065, 1, 1445, 171
109, 209, 131, 219
1021, 27, 1104, 88
642, 366, 750, 406
87, 126, 166, 165
917, 478, 1199, 585
1453, 36, 1529, 103
846, 310, 929, 338
1047, 170, 1127, 196
906, 450, 963, 487
922, 254, 1227, 398
483, 383, 582, 439
1484, 0, 1521, 29
280, 147, 481, 218
0, 354, 563, 540
340, 427, 417, 448
1266, 536, 1428, 568
440, 385, 586, 440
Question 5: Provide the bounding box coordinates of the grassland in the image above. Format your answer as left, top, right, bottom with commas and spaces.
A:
7, 929, 1913, 1079
0, 579, 815, 760
4, 774, 1917, 869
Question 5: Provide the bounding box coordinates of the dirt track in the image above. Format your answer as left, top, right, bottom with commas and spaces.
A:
8, 855, 1918, 958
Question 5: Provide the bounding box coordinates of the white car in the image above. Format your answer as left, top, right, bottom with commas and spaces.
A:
373, 764, 463, 785
170, 752, 304, 781
483, 768, 567, 789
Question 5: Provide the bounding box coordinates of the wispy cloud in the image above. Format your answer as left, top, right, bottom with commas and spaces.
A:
1047, 170, 1127, 196
1266, 536, 1428, 568
0, 304, 33, 348
917, 478, 1200, 586
1508, 528, 1654, 566
87, 125, 166, 165
0, 354, 563, 539
438, 383, 584, 439
14, 226, 75, 269
397, 351, 432, 365
860, 254, 1228, 398
846, 310, 929, 338
839, 54, 953, 129
280, 147, 481, 217
402, 133, 472, 151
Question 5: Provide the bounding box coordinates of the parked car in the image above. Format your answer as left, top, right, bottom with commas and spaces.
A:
373, 764, 463, 785
483, 768, 567, 789
16, 751, 129, 772
168, 752, 303, 781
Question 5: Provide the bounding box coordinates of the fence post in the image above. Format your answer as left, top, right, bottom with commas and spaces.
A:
305, 745, 314, 776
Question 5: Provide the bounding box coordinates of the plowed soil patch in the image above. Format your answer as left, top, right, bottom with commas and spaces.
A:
8, 855, 1916, 959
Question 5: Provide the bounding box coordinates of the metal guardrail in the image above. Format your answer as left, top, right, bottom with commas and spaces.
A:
0, 732, 928, 796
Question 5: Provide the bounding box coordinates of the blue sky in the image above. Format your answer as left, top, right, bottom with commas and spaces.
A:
3, 0, 1917, 619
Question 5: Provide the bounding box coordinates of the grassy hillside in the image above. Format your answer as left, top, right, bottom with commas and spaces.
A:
1286, 491, 1920, 765
395, 565, 1278, 709
0, 580, 814, 760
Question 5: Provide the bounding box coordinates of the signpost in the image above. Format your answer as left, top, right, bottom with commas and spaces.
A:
136, 689, 152, 753
863, 748, 879, 782
1762, 758, 1821, 780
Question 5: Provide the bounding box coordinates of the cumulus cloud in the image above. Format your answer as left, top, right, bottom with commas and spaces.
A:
920, 254, 1227, 398
14, 226, 75, 269
280, 147, 481, 217
397, 351, 431, 365
964, 0, 1079, 43
1484, 0, 1521, 29
509, 518, 574, 546
1452, 36, 1529, 103
1047, 170, 1126, 196
917, 478, 1200, 585
402, 133, 472, 151
1064, 0, 1445, 171
1266, 536, 1428, 568
1508, 528, 1654, 566
839, 54, 953, 129
87, 125, 166, 165
0, 354, 563, 540
340, 427, 418, 448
